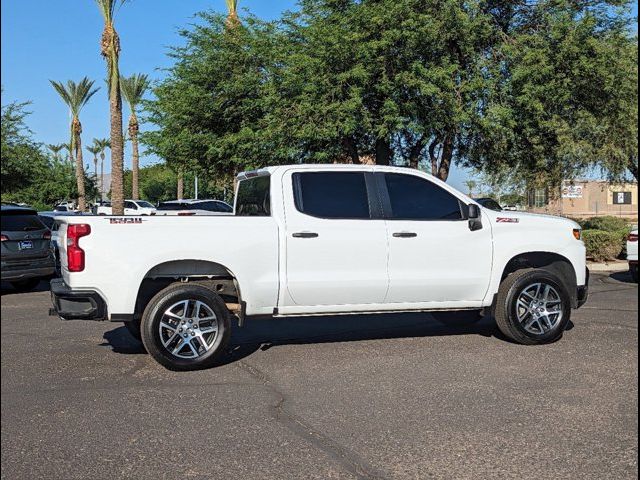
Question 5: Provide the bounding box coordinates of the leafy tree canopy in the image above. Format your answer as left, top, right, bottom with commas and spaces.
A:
142, 0, 637, 188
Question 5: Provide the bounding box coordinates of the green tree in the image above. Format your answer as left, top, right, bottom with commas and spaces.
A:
49, 77, 99, 212
86, 143, 101, 186
120, 73, 150, 199
96, 0, 127, 214
1, 98, 48, 195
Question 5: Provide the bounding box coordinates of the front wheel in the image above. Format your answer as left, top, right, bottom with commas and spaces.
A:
140, 283, 231, 371
494, 268, 571, 345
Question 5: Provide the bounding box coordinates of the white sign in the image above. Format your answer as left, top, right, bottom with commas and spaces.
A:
562, 185, 583, 198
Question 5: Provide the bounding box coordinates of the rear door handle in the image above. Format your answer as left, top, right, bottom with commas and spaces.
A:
392, 232, 417, 238
292, 232, 319, 238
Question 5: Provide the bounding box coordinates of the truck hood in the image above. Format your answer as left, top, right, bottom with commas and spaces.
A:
482, 209, 581, 230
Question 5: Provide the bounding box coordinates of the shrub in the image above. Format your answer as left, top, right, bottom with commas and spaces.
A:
581, 216, 630, 232
582, 229, 625, 262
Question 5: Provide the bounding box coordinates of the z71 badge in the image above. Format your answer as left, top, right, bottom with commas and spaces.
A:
496, 217, 519, 223
108, 217, 143, 224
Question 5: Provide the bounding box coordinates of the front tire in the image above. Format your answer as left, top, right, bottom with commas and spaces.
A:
494, 268, 571, 345
140, 283, 231, 371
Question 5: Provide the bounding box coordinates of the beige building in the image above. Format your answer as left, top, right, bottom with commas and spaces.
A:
528, 180, 638, 219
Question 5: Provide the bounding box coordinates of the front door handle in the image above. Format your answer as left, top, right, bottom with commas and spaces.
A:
292, 232, 319, 238
392, 232, 417, 238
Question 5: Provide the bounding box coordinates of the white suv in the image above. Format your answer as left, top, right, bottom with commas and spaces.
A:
95, 200, 157, 216
627, 229, 638, 282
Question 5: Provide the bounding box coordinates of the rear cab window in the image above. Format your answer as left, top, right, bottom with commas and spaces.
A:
236, 175, 271, 216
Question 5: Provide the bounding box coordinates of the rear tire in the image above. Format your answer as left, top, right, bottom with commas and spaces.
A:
10, 278, 40, 292
140, 283, 231, 371
494, 268, 571, 345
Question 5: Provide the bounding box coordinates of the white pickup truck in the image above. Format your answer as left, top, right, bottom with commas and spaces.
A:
50, 165, 588, 370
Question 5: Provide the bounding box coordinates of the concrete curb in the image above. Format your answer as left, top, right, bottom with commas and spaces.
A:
587, 261, 630, 272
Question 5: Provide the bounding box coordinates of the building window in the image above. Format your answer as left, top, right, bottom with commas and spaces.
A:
533, 188, 548, 208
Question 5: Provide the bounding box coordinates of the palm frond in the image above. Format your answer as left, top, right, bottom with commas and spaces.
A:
86, 145, 101, 155
120, 73, 150, 110
95, 0, 128, 22
50, 77, 100, 115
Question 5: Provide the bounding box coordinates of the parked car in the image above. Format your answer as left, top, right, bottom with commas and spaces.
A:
156, 199, 233, 216
54, 201, 77, 212
50, 165, 588, 371
627, 229, 638, 282
475, 198, 503, 211
1, 205, 55, 291
94, 200, 157, 216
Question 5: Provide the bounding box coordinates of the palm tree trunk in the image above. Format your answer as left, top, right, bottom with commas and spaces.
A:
100, 152, 105, 201
93, 155, 99, 202
74, 130, 86, 212
177, 171, 184, 200
109, 72, 125, 213
130, 117, 140, 200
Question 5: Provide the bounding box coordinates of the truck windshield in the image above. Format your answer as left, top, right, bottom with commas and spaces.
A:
236, 176, 270, 216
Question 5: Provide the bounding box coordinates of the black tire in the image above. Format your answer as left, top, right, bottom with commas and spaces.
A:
494, 268, 571, 345
124, 320, 142, 342
10, 278, 41, 292
140, 283, 231, 371
630, 265, 638, 283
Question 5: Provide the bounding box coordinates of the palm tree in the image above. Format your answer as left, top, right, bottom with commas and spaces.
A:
94, 138, 110, 201
47, 144, 66, 162
226, 0, 239, 26
50, 77, 100, 212
87, 144, 101, 180
120, 74, 149, 200
96, 0, 126, 214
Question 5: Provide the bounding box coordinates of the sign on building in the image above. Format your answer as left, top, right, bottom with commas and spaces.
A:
612, 192, 632, 205
562, 185, 583, 198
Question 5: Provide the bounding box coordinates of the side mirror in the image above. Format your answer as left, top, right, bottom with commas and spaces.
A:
468, 204, 483, 231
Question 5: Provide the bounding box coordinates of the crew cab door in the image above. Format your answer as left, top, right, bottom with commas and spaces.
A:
378, 172, 493, 304
282, 170, 389, 307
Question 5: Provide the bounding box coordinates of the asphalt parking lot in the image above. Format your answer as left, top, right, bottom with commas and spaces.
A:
1, 272, 637, 480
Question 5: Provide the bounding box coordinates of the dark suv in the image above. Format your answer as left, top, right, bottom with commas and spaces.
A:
1, 205, 55, 291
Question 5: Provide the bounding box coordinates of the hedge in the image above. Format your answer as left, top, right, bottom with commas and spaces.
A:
580, 216, 630, 232
582, 229, 626, 262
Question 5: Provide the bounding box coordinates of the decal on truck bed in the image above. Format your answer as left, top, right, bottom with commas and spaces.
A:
496, 217, 519, 223
107, 217, 144, 224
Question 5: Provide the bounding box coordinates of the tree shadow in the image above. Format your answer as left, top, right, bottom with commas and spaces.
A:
609, 270, 637, 284
102, 310, 506, 366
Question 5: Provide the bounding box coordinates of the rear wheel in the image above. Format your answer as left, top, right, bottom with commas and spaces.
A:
140, 283, 231, 371
494, 268, 571, 345
10, 278, 40, 292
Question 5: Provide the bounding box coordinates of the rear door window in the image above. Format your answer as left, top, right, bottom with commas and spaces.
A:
293, 172, 371, 219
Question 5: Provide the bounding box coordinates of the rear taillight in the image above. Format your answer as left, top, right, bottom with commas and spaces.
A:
43, 230, 51, 240
629, 233, 638, 242
0, 234, 8, 242
67, 224, 91, 272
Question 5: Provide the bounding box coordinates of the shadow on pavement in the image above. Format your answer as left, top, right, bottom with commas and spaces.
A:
0, 279, 53, 296
609, 270, 637, 284
103, 310, 507, 366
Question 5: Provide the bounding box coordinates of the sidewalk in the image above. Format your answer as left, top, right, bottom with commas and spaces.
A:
587, 260, 629, 272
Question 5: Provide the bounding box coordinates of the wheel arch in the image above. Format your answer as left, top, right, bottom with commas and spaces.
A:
133, 259, 242, 322
500, 251, 578, 308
